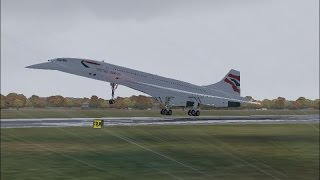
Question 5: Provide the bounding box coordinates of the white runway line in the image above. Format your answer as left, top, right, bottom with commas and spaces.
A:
1, 115, 319, 128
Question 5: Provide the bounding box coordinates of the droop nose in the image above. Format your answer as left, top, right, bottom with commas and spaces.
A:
26, 62, 59, 70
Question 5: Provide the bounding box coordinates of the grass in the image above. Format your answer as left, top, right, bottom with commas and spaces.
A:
1, 108, 319, 119
1, 124, 319, 179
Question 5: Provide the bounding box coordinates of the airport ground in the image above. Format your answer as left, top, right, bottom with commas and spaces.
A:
1, 124, 319, 180
1, 108, 319, 119
1, 109, 319, 179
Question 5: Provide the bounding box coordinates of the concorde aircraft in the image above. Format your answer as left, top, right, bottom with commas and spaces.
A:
27, 58, 251, 116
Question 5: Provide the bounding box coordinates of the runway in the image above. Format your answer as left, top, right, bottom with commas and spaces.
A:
1, 115, 319, 128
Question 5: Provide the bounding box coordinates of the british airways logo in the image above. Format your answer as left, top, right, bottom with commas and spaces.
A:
224, 74, 240, 93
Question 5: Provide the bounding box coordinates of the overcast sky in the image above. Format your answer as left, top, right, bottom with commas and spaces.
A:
1, 0, 319, 100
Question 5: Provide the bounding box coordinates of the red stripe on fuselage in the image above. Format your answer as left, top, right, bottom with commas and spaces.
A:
228, 74, 240, 81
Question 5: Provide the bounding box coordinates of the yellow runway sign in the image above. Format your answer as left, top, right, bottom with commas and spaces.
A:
93, 119, 104, 128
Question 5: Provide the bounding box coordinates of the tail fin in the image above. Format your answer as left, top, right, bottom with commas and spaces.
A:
204, 69, 241, 96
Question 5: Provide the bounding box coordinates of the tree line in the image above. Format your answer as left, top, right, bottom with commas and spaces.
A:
241, 96, 319, 110
0, 93, 319, 110
0, 93, 155, 110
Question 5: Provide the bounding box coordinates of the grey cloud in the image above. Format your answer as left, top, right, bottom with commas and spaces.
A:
1, 0, 319, 100
2, 0, 252, 21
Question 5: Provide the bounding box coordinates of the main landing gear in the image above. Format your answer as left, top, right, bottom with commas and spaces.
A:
188, 109, 200, 116
160, 97, 173, 116
109, 83, 118, 105
186, 98, 201, 116
160, 109, 172, 116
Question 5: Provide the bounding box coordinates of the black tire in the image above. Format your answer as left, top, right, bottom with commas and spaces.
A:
188, 110, 192, 116
191, 110, 196, 116
160, 109, 164, 115
109, 100, 115, 104
167, 109, 172, 116
163, 109, 168, 115
195, 110, 200, 116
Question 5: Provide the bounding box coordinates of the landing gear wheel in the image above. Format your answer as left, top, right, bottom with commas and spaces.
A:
195, 110, 200, 116
160, 109, 172, 116
188, 110, 200, 116
190, 110, 196, 116
109, 99, 115, 105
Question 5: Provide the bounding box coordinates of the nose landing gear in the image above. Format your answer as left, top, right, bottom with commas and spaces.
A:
109, 83, 118, 105
109, 99, 116, 104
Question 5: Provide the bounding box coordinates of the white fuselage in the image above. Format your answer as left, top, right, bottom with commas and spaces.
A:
27, 58, 245, 108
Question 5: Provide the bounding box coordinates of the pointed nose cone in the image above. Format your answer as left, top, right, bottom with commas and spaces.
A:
26, 62, 57, 70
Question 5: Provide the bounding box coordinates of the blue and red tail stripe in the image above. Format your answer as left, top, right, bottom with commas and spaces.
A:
228, 74, 240, 81
224, 73, 240, 93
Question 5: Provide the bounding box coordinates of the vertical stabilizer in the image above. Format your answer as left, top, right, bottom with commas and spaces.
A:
204, 69, 241, 96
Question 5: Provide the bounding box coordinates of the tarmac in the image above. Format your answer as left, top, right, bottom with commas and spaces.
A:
1, 115, 319, 128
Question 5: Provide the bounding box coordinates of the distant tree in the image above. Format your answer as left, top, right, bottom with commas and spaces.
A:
1, 94, 7, 109
272, 97, 286, 109
17, 94, 27, 107
5, 93, 19, 108
295, 97, 309, 109
284, 100, 296, 109
138, 95, 153, 109
63, 98, 74, 108
72, 98, 83, 107
29, 95, 41, 107
13, 99, 23, 110
25, 99, 32, 108
241, 102, 261, 109
131, 95, 153, 110
261, 99, 272, 109
39, 97, 47, 108
89, 95, 99, 108
47, 95, 65, 107
5, 93, 27, 108
98, 98, 109, 108
311, 99, 319, 110
124, 97, 134, 108
82, 97, 90, 103
114, 97, 127, 109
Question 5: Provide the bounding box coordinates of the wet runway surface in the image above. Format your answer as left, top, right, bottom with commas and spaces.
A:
1, 115, 319, 128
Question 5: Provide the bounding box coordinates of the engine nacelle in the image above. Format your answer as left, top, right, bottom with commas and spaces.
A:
186, 101, 195, 107
228, 101, 241, 107
205, 99, 241, 108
